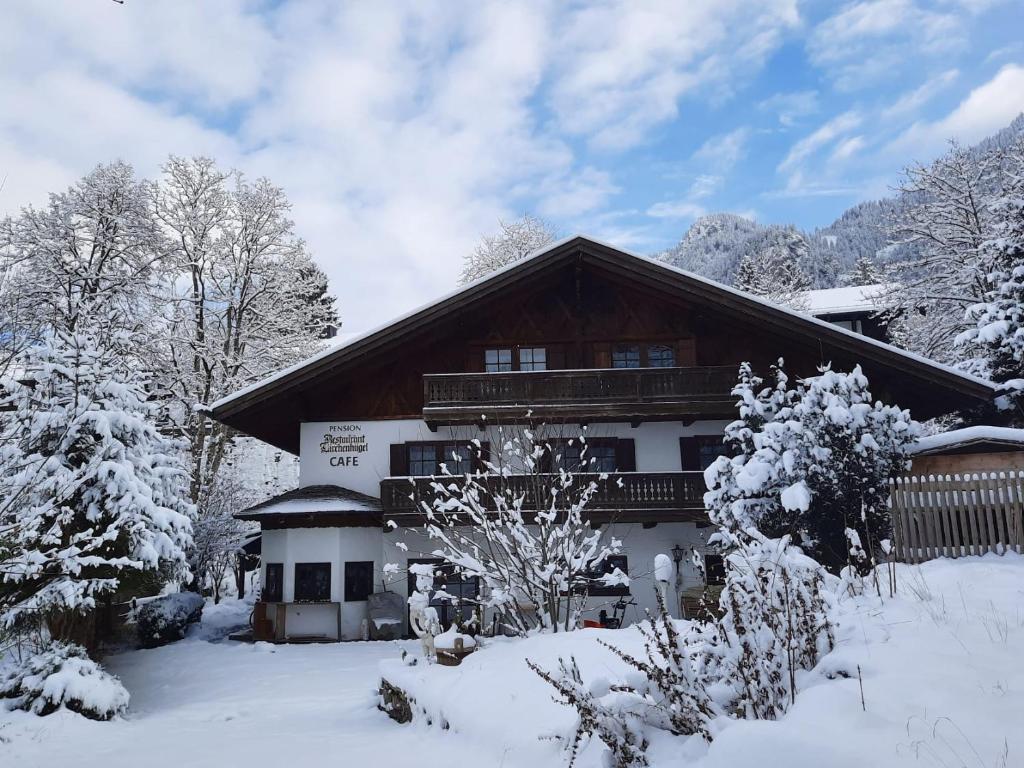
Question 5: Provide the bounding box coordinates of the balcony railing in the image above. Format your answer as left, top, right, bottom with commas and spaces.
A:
422, 366, 737, 424
380, 471, 707, 520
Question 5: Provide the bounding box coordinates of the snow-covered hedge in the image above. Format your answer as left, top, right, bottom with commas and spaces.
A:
0, 642, 129, 721
136, 592, 204, 649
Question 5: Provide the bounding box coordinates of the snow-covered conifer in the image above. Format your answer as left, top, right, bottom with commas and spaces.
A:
705, 361, 918, 573
733, 229, 812, 309
0, 323, 194, 644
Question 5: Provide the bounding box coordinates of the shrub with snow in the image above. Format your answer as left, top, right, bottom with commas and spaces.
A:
704, 360, 918, 573
136, 592, 204, 649
530, 530, 835, 766
0, 642, 129, 721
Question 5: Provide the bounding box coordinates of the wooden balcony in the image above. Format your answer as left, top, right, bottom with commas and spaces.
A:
380, 471, 709, 524
422, 366, 737, 426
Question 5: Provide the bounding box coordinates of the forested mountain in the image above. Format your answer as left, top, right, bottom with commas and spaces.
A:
660, 113, 1024, 290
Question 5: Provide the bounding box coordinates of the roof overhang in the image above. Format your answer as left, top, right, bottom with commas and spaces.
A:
209, 236, 997, 449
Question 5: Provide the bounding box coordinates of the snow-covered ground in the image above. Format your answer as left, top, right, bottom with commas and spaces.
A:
385, 554, 1024, 767
2, 556, 1022, 767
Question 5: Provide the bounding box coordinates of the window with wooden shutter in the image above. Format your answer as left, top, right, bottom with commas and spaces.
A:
389, 444, 408, 476
615, 439, 636, 472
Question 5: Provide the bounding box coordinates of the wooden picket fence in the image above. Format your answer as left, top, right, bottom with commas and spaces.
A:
889, 472, 1024, 563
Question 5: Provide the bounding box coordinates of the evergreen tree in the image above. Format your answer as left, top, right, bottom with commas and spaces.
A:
0, 323, 194, 647
842, 255, 883, 286
733, 229, 812, 309
705, 361, 919, 574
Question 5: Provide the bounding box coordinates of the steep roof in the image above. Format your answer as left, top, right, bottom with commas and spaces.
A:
209, 236, 996, 449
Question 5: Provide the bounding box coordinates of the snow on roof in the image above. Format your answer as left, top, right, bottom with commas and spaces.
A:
909, 426, 1024, 456
209, 236, 996, 414
236, 484, 383, 519
804, 284, 889, 316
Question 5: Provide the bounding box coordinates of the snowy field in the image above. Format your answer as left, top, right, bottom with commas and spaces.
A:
2, 555, 1022, 768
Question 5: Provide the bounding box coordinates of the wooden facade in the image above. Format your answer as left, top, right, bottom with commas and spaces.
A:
211, 238, 995, 454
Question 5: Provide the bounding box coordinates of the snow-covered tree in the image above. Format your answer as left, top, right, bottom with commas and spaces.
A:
955, 138, 1024, 413
408, 424, 624, 635
883, 141, 1004, 362
705, 361, 919, 573
0, 323, 194, 647
733, 228, 812, 309
0, 161, 162, 340
842, 255, 883, 287
152, 156, 336, 501
189, 471, 257, 604
458, 214, 557, 285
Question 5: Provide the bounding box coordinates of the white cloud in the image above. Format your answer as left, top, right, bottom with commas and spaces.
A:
778, 111, 863, 174
549, 0, 799, 149
692, 128, 751, 171
881, 69, 960, 120
645, 200, 707, 220
887, 65, 1024, 157
807, 0, 969, 89
758, 90, 820, 127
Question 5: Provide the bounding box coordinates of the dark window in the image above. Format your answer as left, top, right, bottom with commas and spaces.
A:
697, 437, 729, 471
294, 562, 331, 602
264, 563, 283, 603
704, 554, 726, 586
586, 554, 629, 596
587, 443, 617, 473
406, 442, 475, 476
485, 348, 512, 372
519, 347, 547, 371
408, 444, 438, 476
344, 561, 374, 602
647, 344, 675, 367
406, 559, 479, 628
611, 344, 641, 368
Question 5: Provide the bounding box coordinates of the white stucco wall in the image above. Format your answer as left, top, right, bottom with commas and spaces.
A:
260, 526, 385, 640
299, 419, 729, 493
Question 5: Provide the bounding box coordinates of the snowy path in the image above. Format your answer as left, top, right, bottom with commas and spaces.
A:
0, 604, 524, 768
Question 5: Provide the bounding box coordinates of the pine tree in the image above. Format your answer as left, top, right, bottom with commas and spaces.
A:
0, 323, 194, 647
843, 255, 883, 286
733, 229, 812, 309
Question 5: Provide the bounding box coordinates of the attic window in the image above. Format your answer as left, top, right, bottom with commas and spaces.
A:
611, 344, 641, 368
485, 348, 513, 372
647, 344, 675, 367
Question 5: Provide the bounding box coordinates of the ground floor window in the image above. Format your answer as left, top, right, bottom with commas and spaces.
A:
344, 561, 374, 602
406, 558, 479, 628
264, 563, 283, 602
294, 562, 331, 602
585, 554, 630, 596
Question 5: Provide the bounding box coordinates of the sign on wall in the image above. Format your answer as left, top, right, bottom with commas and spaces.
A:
318, 423, 368, 468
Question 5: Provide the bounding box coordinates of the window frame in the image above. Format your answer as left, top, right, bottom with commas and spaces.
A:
518, 346, 547, 371
294, 562, 332, 603
646, 343, 676, 368
611, 343, 641, 369
404, 441, 478, 477
344, 561, 375, 603
484, 347, 513, 372
585, 554, 630, 597
263, 562, 283, 603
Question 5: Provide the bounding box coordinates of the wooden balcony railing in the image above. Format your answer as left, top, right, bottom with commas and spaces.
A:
380, 471, 708, 521
422, 366, 737, 424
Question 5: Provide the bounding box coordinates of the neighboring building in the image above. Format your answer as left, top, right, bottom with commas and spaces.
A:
907, 426, 1024, 475
209, 237, 994, 641
804, 283, 890, 340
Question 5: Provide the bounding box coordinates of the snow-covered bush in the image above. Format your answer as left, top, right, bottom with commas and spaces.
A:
531, 530, 835, 766
0, 642, 129, 720
705, 360, 919, 573
416, 424, 623, 635
136, 592, 204, 649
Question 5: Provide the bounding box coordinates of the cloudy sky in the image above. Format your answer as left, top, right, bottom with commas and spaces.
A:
3, 1, 1023, 332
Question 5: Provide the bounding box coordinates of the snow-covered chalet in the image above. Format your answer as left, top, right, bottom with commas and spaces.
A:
209, 236, 995, 641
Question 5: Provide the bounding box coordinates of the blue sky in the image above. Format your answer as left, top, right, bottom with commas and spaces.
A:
2, 1, 1023, 331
